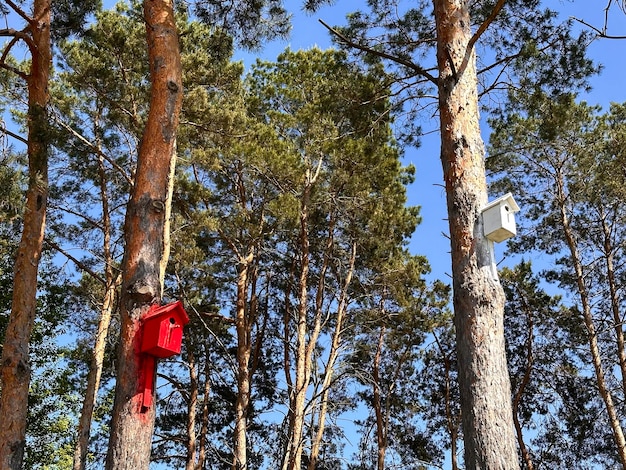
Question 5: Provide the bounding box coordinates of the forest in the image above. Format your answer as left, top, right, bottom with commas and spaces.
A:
1, 0, 626, 469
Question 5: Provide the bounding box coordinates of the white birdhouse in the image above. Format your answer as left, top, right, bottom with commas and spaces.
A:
481, 193, 520, 243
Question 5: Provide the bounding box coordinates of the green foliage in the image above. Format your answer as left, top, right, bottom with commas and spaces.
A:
191, 0, 291, 50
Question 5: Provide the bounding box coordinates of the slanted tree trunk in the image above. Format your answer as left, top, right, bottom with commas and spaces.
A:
73, 146, 122, 470
599, 205, 626, 397
556, 183, 626, 467
433, 1, 519, 468
104, 1, 182, 468
0, 1, 51, 468
307, 242, 356, 470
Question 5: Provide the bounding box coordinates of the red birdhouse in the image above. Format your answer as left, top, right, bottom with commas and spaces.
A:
141, 300, 189, 358
139, 300, 189, 409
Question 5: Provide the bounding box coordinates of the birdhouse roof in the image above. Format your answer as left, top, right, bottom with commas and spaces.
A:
482, 193, 520, 213
143, 300, 189, 325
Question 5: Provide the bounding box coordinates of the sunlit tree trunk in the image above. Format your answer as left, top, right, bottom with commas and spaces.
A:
73, 139, 122, 470
433, 1, 519, 468
105, 1, 182, 468
0, 1, 51, 468
556, 182, 626, 467
307, 242, 355, 470
233, 251, 254, 470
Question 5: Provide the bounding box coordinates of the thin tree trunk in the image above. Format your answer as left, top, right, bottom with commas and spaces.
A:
511, 291, 535, 470
73, 273, 120, 470
73, 136, 121, 470
307, 243, 356, 470
557, 187, 626, 467
186, 349, 198, 470
198, 355, 211, 470
284, 182, 312, 470
233, 252, 253, 470
105, 1, 182, 468
373, 324, 387, 470
0, 1, 51, 468
599, 206, 626, 397
433, 1, 519, 468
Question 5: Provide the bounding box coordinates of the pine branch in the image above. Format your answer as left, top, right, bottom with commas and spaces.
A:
572, 16, 626, 39
0, 121, 27, 145
3, 0, 34, 25
45, 239, 107, 286
318, 19, 438, 84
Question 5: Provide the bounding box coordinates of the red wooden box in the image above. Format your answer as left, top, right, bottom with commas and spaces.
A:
141, 301, 189, 358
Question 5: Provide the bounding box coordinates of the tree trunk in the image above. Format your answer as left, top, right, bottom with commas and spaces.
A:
599, 206, 626, 397
557, 188, 626, 467
0, 1, 51, 468
186, 349, 199, 470
73, 273, 120, 470
105, 1, 182, 468
511, 292, 535, 470
307, 242, 355, 470
233, 252, 253, 470
284, 184, 312, 470
373, 324, 387, 470
433, 1, 519, 468
74, 147, 121, 470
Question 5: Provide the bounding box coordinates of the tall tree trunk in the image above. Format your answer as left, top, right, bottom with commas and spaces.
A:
511, 292, 535, 470
284, 183, 312, 470
283, 162, 325, 470
373, 324, 387, 470
105, 1, 182, 468
307, 242, 355, 470
73, 273, 120, 470
599, 206, 626, 397
186, 349, 199, 470
73, 144, 121, 470
198, 355, 211, 470
233, 252, 253, 470
433, 1, 519, 468
557, 187, 626, 467
0, 1, 51, 468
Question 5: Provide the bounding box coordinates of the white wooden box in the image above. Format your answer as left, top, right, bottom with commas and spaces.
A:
481, 193, 520, 243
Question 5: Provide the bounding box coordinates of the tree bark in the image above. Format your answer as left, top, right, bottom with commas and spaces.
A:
233, 252, 253, 470
186, 349, 198, 470
373, 324, 387, 470
599, 206, 626, 397
307, 242, 356, 470
73, 144, 121, 470
557, 186, 626, 467
0, 1, 51, 468
105, 1, 182, 468
433, 1, 519, 468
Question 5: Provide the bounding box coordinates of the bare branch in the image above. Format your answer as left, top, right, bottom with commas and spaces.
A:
0, 29, 36, 74
45, 239, 107, 286
0, 121, 27, 145
318, 19, 439, 84
50, 110, 134, 186
467, 0, 507, 52
572, 16, 626, 39
3, 0, 34, 25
